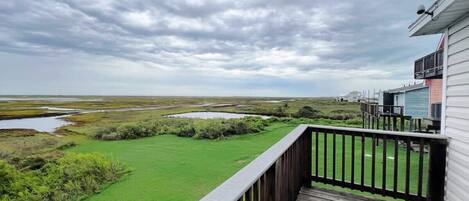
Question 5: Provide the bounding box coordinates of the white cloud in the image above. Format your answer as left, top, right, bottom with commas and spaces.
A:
122, 10, 157, 28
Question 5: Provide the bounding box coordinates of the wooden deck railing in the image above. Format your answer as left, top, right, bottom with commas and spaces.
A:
414, 49, 444, 79
360, 102, 404, 117
200, 125, 447, 201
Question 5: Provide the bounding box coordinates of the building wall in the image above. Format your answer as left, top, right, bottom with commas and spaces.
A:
394, 93, 405, 107
404, 88, 429, 118
425, 79, 443, 104
443, 15, 469, 201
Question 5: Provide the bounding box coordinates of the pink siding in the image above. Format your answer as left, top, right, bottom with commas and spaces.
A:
425, 79, 442, 104
429, 79, 443, 104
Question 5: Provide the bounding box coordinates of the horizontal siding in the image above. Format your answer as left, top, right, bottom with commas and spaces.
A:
404, 88, 428, 118
447, 48, 469, 65
447, 60, 469, 75
446, 85, 469, 96
447, 70, 469, 86
448, 24, 469, 45
445, 15, 469, 201
448, 36, 469, 55
446, 96, 469, 108
448, 14, 469, 36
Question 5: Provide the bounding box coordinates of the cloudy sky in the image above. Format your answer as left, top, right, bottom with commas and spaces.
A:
0, 0, 440, 97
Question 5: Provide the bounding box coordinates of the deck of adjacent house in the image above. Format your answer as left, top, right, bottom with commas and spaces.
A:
297, 187, 378, 201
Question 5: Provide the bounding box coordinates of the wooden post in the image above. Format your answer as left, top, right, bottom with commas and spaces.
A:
427, 140, 447, 201
303, 129, 312, 188
400, 117, 405, 132
275, 158, 282, 201
410, 119, 414, 132
265, 166, 276, 201
362, 112, 365, 128
376, 116, 380, 130
382, 116, 386, 130
387, 116, 391, 131
368, 114, 371, 129
392, 117, 397, 131
418, 119, 422, 132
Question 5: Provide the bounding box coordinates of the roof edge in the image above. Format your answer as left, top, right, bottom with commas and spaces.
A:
409, 0, 455, 36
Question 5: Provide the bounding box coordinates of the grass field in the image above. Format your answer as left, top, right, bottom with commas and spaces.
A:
3, 96, 403, 200
69, 123, 296, 201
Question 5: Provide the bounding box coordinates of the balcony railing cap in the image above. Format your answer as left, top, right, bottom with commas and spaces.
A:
304, 124, 448, 140
200, 124, 309, 201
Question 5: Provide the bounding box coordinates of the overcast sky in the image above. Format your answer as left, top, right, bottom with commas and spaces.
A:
0, 0, 440, 97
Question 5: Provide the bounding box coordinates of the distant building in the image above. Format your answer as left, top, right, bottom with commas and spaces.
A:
384, 83, 429, 118
336, 91, 362, 102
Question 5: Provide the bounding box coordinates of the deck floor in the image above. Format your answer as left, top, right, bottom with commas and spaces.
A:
296, 187, 380, 201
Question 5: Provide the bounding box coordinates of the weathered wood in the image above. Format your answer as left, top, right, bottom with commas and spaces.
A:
393, 137, 399, 197
351, 134, 355, 184
382, 135, 387, 196
427, 140, 447, 201
360, 133, 365, 189
332, 131, 336, 181
371, 134, 376, 192
405, 138, 411, 198
297, 187, 379, 201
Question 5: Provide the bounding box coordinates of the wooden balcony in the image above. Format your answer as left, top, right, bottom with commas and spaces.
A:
414, 49, 444, 79
200, 125, 447, 201
360, 103, 404, 117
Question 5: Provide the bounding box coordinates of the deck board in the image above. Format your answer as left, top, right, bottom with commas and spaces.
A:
296, 187, 380, 201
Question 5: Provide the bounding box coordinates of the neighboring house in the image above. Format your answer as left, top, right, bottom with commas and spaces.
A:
409, 0, 469, 200
414, 34, 444, 128
385, 83, 429, 118
336, 91, 362, 102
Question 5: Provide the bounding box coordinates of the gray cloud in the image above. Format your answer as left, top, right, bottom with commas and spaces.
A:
0, 0, 440, 96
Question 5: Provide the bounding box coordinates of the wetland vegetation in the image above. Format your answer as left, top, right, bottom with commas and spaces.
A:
0, 96, 363, 201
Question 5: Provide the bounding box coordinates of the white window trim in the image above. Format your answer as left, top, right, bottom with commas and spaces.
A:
441, 28, 449, 135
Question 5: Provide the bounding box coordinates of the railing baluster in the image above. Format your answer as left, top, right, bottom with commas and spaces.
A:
393, 136, 399, 197
304, 129, 312, 188
405, 138, 411, 198
351, 133, 355, 185
315, 130, 319, 177
417, 138, 424, 199
260, 174, 265, 201
333, 131, 336, 181
324, 131, 328, 179
361, 133, 365, 189
382, 135, 387, 196
245, 187, 252, 201
342, 132, 346, 184
371, 134, 376, 192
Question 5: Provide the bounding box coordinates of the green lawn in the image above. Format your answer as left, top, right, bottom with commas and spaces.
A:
68, 123, 427, 201
69, 123, 296, 201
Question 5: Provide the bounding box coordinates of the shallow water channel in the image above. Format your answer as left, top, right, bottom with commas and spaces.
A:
0, 116, 71, 133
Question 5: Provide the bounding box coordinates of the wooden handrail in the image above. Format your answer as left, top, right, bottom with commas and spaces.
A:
200, 125, 447, 201
200, 125, 311, 201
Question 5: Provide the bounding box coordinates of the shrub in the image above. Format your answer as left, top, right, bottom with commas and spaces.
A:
41, 153, 128, 200
296, 106, 321, 118
0, 153, 128, 201
95, 117, 269, 140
